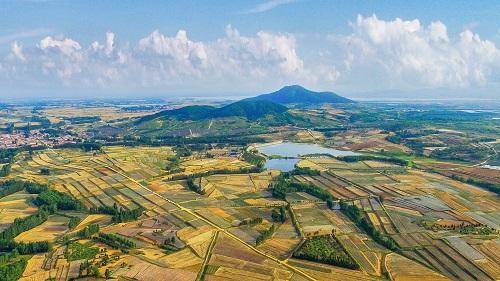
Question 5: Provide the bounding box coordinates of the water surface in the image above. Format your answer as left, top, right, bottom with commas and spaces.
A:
264, 158, 299, 172
258, 142, 357, 158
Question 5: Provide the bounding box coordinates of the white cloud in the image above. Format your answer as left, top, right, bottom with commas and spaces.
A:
243, 0, 297, 14
1, 15, 498, 97
0, 28, 52, 45
10, 41, 26, 61
335, 14, 500, 91
1, 26, 337, 93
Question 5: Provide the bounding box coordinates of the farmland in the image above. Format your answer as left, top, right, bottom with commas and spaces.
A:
0, 142, 497, 280
0, 98, 499, 281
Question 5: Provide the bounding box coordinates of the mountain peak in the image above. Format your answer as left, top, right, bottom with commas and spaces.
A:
282, 84, 305, 90
248, 85, 353, 104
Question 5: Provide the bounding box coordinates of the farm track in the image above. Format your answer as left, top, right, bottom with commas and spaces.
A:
94, 151, 319, 281
196, 230, 219, 281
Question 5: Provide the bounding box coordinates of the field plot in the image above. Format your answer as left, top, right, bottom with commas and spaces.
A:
4, 138, 499, 281
287, 258, 378, 281
206, 233, 299, 280
421, 162, 500, 185
408, 239, 495, 281
199, 172, 273, 198
385, 253, 449, 281
0, 191, 38, 231
294, 172, 369, 200
20, 245, 82, 281
15, 215, 70, 242
292, 204, 335, 236
258, 218, 300, 259
41, 106, 149, 122
10, 148, 183, 216
340, 131, 411, 154
179, 157, 253, 175
473, 239, 500, 280
102, 146, 174, 179
353, 198, 398, 235
336, 233, 385, 276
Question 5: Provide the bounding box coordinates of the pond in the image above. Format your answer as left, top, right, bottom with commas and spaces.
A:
258, 142, 358, 158
264, 158, 300, 172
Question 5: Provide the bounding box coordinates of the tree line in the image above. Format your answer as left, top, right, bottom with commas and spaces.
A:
255, 224, 275, 245
340, 201, 399, 252
89, 204, 143, 223
272, 174, 335, 207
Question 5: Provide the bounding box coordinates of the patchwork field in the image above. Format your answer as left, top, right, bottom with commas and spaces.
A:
0, 191, 38, 231
1, 141, 497, 281
15, 215, 70, 243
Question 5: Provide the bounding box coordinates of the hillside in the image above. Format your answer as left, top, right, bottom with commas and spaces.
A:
247, 85, 353, 104
137, 100, 287, 123
212, 100, 287, 120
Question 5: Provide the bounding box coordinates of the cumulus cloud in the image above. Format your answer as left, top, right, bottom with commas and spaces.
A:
0, 26, 338, 93
1, 15, 498, 96
336, 15, 500, 90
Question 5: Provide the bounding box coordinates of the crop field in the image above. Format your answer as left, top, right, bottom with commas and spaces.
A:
385, 253, 449, 281
0, 137, 496, 281
330, 130, 411, 154
409, 240, 495, 281
102, 146, 175, 179
420, 162, 500, 185
473, 239, 500, 280
199, 172, 273, 198
292, 204, 335, 236
206, 233, 298, 280
287, 258, 378, 281
179, 157, 253, 175
257, 219, 300, 259
294, 172, 369, 199
0, 190, 38, 231
10, 148, 182, 215
41, 106, 150, 123
335, 233, 384, 276
354, 198, 398, 235
15, 215, 70, 243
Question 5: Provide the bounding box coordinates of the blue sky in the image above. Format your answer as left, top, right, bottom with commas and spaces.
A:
1, 0, 499, 99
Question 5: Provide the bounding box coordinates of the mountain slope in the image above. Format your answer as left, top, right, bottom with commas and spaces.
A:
247, 85, 353, 104
137, 100, 287, 123
212, 100, 287, 120
138, 105, 215, 122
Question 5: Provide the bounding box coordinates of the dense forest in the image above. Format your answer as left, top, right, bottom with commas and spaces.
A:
293, 235, 359, 269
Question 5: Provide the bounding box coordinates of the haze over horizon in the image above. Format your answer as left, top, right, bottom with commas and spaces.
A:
1, 0, 499, 100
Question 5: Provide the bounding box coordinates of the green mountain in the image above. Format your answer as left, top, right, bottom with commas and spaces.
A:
138, 105, 215, 122
137, 100, 287, 122
246, 85, 353, 104
212, 100, 287, 120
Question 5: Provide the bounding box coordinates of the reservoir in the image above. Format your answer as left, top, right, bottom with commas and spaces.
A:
258, 142, 358, 172
264, 158, 300, 172
258, 142, 358, 158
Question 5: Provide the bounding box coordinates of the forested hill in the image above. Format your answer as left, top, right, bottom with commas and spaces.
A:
137, 100, 287, 122
246, 85, 353, 104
